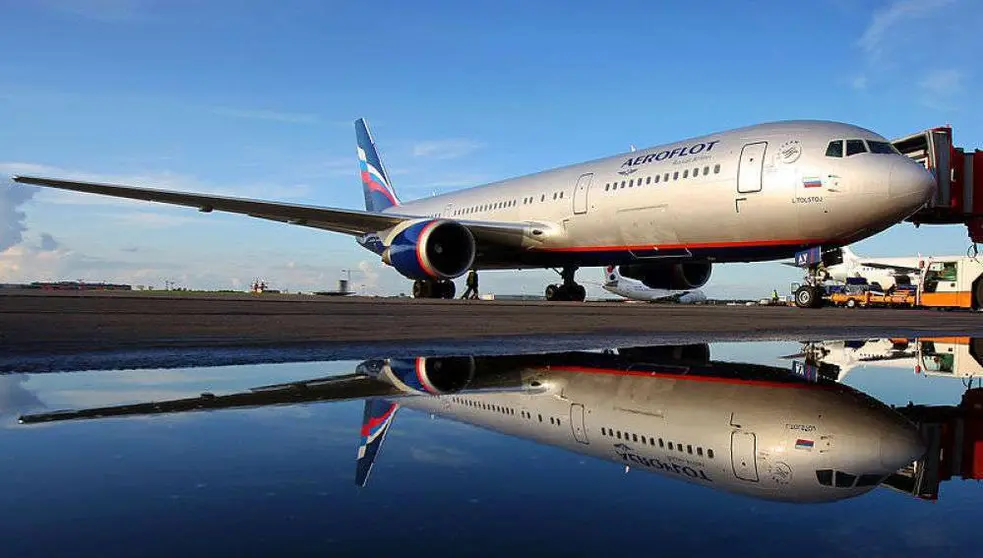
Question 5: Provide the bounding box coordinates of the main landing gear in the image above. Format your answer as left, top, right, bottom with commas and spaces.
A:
545, 266, 586, 302
412, 279, 456, 299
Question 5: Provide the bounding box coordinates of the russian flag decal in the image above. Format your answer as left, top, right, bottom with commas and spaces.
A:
795, 439, 815, 450
802, 177, 823, 188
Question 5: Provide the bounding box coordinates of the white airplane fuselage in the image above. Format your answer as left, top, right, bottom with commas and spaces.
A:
396, 365, 923, 503
386, 120, 934, 268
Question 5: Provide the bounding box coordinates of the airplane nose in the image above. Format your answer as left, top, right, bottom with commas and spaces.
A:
879, 425, 926, 469
889, 158, 936, 207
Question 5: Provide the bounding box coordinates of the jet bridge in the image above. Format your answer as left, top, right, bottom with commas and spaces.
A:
893, 127, 983, 244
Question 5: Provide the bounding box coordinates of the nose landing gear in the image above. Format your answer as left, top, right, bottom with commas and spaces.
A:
545, 266, 586, 302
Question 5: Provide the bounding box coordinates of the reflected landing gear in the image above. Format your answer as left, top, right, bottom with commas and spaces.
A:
412, 279, 456, 299
545, 266, 586, 302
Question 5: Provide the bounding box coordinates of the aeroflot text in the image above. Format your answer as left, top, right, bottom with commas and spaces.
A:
621, 140, 721, 169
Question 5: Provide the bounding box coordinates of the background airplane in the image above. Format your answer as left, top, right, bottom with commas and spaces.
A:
600, 265, 707, 303
20, 345, 925, 503
12, 119, 934, 301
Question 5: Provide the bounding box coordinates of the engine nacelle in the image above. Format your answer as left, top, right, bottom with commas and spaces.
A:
383, 219, 476, 280
618, 261, 712, 290
385, 357, 477, 395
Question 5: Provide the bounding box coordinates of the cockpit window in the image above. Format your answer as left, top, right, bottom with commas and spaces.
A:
846, 139, 867, 156
816, 469, 833, 486
867, 140, 899, 155
825, 140, 843, 158
834, 471, 857, 487
855, 473, 883, 487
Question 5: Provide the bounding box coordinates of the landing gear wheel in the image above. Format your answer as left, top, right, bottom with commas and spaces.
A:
794, 285, 818, 308
846, 298, 856, 308
572, 284, 586, 302
439, 280, 456, 299
973, 277, 983, 310
412, 280, 432, 299
545, 284, 562, 301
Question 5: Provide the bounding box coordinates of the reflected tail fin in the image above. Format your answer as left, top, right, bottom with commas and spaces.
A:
355, 118, 400, 212
356, 398, 399, 487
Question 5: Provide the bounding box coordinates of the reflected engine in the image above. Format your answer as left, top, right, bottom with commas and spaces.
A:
383, 219, 476, 280
386, 357, 477, 394
617, 261, 712, 290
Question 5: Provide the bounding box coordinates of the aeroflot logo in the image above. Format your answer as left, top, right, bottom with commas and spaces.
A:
618, 140, 721, 175
613, 443, 713, 482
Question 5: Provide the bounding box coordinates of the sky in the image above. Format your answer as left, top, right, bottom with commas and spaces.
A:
0, 0, 980, 298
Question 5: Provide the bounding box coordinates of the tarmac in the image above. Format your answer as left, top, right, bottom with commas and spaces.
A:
3, 290, 983, 361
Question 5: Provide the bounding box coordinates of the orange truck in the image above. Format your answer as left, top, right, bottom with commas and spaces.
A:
826, 256, 983, 310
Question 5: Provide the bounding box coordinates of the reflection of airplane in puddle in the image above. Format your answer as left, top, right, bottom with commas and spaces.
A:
19, 345, 924, 504
785, 337, 983, 381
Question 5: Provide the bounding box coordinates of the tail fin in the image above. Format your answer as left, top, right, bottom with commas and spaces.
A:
355, 118, 400, 212
356, 398, 399, 487
603, 265, 619, 287
840, 245, 859, 262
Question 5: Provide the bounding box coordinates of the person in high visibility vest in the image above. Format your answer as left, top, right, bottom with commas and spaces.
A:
462, 269, 479, 299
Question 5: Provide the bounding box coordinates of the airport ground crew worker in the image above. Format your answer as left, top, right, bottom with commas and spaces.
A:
462, 269, 479, 299
771, 289, 780, 304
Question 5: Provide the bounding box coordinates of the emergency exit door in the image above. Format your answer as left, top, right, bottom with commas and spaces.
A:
731, 431, 759, 482
737, 142, 767, 193
573, 173, 592, 215
570, 403, 588, 444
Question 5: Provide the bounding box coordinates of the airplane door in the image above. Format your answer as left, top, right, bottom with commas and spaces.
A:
737, 142, 767, 193
570, 403, 588, 444
573, 173, 592, 215
731, 431, 759, 482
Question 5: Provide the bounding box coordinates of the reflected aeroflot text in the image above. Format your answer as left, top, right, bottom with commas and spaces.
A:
19, 344, 926, 504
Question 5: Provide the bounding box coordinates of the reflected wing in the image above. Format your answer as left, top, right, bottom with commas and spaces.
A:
11, 176, 545, 246
18, 373, 402, 424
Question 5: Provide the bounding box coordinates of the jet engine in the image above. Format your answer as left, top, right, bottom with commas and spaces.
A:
618, 261, 712, 290
383, 219, 476, 280
385, 356, 477, 395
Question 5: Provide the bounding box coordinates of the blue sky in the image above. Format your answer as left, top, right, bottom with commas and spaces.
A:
1, 0, 980, 297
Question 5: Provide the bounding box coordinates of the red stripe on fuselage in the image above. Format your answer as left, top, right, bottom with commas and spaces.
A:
550, 366, 832, 390
535, 238, 826, 253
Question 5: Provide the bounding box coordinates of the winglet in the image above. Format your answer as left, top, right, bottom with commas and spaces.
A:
356, 398, 399, 487
355, 118, 400, 213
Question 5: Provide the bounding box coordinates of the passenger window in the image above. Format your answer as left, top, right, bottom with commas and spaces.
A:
659, 438, 664, 448
835, 471, 857, 487
649, 437, 655, 446
664, 173, 669, 181
697, 447, 703, 456
605, 184, 610, 191
703, 166, 709, 175
646, 176, 651, 185
825, 140, 843, 157
683, 170, 688, 178
816, 469, 833, 486
629, 179, 634, 187
632, 433, 638, 442
616, 431, 622, 439
678, 445, 684, 453
559, 192, 563, 198
541, 195, 545, 202
641, 435, 646, 444
673, 171, 679, 180
707, 449, 714, 459
693, 167, 699, 176
846, 139, 867, 156
668, 442, 673, 450
654, 175, 660, 184
713, 164, 720, 174
552, 193, 557, 200
621, 181, 626, 188
687, 445, 692, 454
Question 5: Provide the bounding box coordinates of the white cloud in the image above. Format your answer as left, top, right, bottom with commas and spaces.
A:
850, 75, 868, 90
0, 182, 38, 251
918, 68, 963, 97
858, 0, 955, 61
412, 139, 484, 160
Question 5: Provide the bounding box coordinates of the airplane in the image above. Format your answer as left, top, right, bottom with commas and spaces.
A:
810, 246, 960, 290
785, 337, 983, 381
11, 119, 935, 301
19, 344, 925, 503
601, 265, 707, 303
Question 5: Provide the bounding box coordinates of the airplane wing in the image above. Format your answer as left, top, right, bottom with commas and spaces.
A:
17, 372, 402, 424
10, 176, 544, 245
